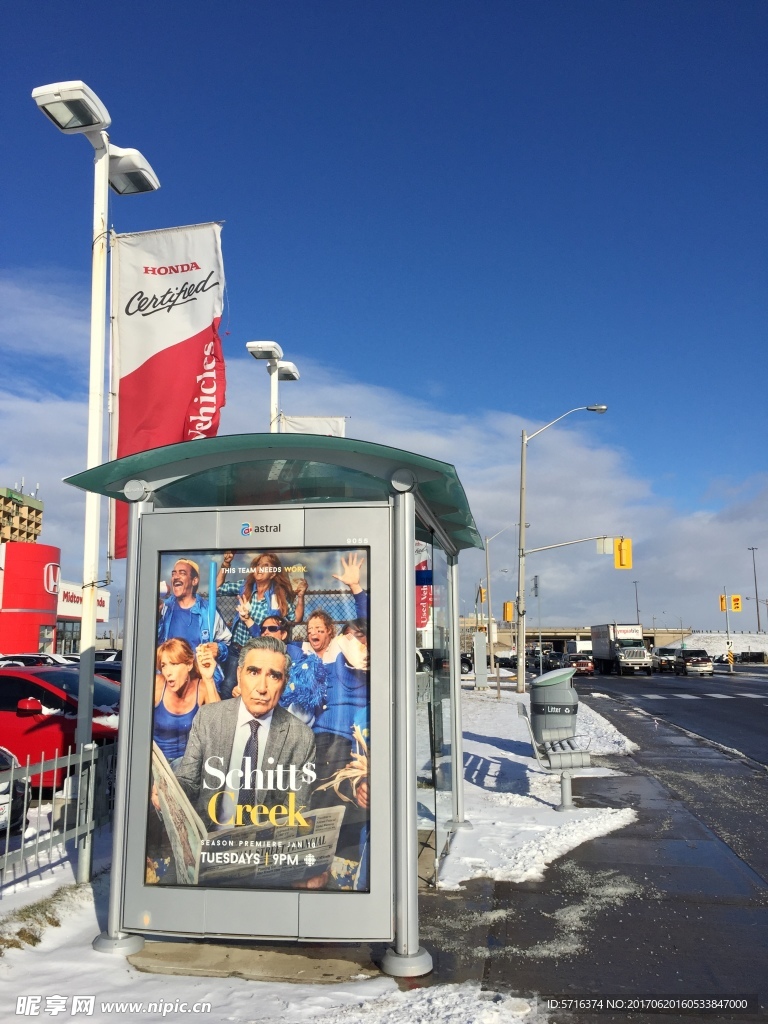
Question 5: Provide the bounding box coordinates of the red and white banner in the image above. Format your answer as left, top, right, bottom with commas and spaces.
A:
111, 222, 226, 557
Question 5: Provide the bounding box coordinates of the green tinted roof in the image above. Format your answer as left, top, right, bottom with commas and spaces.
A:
64, 433, 483, 552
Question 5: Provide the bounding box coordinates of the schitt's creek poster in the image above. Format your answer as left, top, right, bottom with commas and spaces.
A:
145, 544, 371, 892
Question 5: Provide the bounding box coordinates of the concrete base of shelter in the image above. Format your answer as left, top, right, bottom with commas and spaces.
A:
120, 833, 442, 983
93, 931, 146, 955
128, 941, 381, 983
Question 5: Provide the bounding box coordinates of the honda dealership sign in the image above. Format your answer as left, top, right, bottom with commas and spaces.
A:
57, 581, 110, 622
111, 222, 226, 557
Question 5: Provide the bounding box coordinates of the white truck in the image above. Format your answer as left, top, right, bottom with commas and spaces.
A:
591, 623, 653, 676
566, 639, 593, 656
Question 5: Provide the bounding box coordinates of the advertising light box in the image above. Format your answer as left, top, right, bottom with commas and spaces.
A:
121, 505, 392, 941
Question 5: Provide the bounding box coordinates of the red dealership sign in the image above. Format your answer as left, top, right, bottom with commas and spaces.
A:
111, 223, 226, 558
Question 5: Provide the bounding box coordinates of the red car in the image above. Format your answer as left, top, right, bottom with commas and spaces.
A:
568, 654, 595, 676
0, 666, 119, 787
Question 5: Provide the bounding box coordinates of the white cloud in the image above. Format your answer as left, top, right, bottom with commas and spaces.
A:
0, 270, 89, 369
3, 316, 766, 632
222, 355, 768, 631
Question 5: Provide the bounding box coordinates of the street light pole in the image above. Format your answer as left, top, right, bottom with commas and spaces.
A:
633, 581, 640, 625
515, 405, 607, 693
246, 340, 300, 431
32, 81, 159, 750
748, 547, 761, 632
484, 524, 513, 698
32, 80, 159, 887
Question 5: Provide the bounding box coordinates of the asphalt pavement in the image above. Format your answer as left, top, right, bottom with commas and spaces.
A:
575, 670, 768, 765
414, 694, 768, 1023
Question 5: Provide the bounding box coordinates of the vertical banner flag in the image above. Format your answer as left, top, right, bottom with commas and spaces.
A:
111, 223, 226, 557
415, 539, 433, 631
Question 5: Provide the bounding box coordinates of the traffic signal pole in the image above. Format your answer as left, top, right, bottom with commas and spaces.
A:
723, 586, 734, 675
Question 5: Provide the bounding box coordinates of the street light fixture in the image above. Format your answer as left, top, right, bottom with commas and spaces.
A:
33, 80, 159, 883
246, 340, 301, 432
32, 83, 159, 738
515, 405, 607, 692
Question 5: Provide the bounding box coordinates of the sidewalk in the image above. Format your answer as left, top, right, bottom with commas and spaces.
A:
3, 689, 764, 1021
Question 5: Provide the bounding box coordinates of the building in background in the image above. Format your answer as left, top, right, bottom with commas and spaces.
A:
0, 485, 111, 654
0, 486, 44, 544
56, 581, 111, 655
0, 541, 60, 653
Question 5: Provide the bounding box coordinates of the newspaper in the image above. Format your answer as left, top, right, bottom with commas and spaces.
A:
150, 743, 344, 888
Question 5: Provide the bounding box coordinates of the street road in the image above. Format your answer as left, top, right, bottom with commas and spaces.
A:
575, 667, 768, 766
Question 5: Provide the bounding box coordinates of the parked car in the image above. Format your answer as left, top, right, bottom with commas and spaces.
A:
0, 666, 119, 787
95, 650, 121, 662
0, 748, 27, 833
0, 653, 72, 668
568, 653, 595, 676
674, 649, 714, 677
94, 662, 122, 683
652, 647, 678, 673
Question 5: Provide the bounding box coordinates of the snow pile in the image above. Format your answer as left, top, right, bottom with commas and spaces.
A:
0, 880, 543, 1022
667, 631, 768, 658
438, 691, 636, 889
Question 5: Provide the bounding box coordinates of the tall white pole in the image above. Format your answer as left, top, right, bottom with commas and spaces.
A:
485, 536, 497, 694
76, 130, 109, 750
75, 129, 110, 884
516, 429, 527, 693
268, 360, 279, 432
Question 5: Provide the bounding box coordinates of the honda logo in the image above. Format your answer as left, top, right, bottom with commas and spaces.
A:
43, 562, 61, 595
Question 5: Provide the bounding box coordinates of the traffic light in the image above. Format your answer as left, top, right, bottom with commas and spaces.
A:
719, 595, 727, 612
502, 601, 513, 622
613, 536, 632, 569
479, 587, 487, 604
731, 594, 742, 612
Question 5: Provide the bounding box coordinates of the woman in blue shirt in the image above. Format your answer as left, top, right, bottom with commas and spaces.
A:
153, 638, 220, 766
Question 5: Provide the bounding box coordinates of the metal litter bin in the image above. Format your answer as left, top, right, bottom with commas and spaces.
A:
529, 667, 579, 744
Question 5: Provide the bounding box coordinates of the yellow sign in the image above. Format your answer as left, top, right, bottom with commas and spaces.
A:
727, 650, 734, 664
719, 595, 727, 612
731, 594, 742, 612
613, 536, 632, 569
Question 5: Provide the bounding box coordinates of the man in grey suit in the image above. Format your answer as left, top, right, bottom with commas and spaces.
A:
174, 636, 316, 831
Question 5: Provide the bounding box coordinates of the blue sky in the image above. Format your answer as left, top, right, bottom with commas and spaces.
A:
1, 1, 766, 631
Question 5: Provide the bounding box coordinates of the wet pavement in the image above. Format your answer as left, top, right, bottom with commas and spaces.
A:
415, 701, 768, 1022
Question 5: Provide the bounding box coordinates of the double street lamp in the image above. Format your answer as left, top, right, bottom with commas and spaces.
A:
32, 82, 160, 751
516, 405, 608, 692
246, 341, 300, 432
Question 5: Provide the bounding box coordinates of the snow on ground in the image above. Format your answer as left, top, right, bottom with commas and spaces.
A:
0, 690, 638, 1024
438, 690, 636, 889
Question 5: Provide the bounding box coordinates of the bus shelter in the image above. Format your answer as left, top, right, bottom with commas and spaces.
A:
66, 434, 481, 976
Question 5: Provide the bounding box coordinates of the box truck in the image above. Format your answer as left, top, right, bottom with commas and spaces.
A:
591, 623, 652, 676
